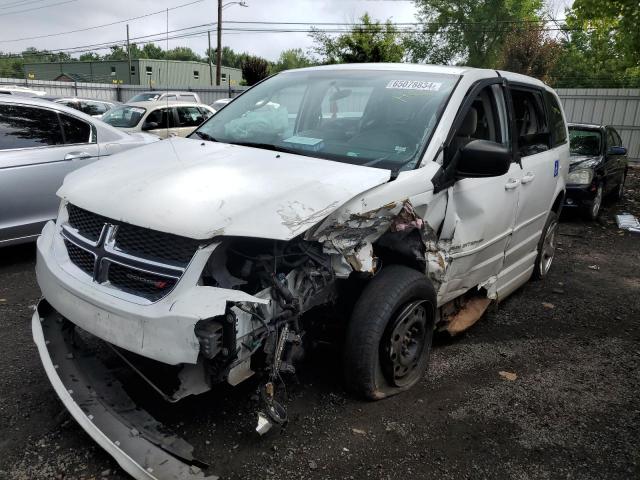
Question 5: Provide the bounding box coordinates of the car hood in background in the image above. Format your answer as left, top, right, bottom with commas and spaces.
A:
569, 154, 602, 171
58, 137, 391, 240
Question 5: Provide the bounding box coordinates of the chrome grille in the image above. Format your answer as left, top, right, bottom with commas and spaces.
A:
62, 204, 201, 301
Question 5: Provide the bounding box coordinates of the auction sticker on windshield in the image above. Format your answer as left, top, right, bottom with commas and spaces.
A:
386, 80, 442, 91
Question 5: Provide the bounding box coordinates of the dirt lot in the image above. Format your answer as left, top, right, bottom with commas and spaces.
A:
1, 169, 639, 480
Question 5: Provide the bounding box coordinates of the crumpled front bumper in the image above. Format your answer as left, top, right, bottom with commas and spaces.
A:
32, 300, 218, 480
36, 220, 268, 365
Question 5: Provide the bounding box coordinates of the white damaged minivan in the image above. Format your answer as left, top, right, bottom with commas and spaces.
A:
32, 64, 569, 479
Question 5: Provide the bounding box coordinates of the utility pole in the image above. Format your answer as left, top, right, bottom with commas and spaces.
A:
126, 24, 132, 85
208, 30, 214, 86
216, 0, 222, 86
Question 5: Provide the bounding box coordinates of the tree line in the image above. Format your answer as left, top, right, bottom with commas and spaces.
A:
1, 0, 638, 88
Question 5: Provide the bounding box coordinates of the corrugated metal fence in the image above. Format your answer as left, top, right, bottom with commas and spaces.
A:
0, 77, 247, 104
2, 78, 638, 162
556, 88, 640, 163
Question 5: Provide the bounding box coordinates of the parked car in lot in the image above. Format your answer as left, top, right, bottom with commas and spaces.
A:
210, 97, 232, 111
565, 123, 628, 219
41, 96, 120, 118
0, 84, 47, 97
100, 101, 215, 138
128, 90, 201, 103
32, 64, 568, 479
0, 96, 159, 247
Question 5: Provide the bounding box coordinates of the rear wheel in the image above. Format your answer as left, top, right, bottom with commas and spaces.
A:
344, 265, 436, 400
533, 211, 558, 280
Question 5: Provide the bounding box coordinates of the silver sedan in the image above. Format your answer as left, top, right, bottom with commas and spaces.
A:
0, 95, 159, 247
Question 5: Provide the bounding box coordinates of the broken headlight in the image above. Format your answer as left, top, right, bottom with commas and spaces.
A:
567, 168, 593, 185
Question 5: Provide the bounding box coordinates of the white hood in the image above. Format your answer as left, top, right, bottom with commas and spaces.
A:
58, 137, 391, 240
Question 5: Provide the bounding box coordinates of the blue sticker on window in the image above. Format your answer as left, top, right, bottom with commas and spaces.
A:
553, 160, 559, 177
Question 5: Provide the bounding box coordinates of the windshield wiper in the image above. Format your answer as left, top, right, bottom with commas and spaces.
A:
227, 141, 300, 155
193, 131, 218, 142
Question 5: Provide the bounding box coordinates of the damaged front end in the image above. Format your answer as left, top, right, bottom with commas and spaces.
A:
33, 180, 475, 478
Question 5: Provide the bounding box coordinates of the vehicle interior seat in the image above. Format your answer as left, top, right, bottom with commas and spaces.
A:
450, 107, 478, 154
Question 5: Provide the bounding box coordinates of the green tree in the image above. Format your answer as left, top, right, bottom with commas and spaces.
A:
241, 55, 270, 85
406, 0, 543, 67
272, 48, 313, 72
165, 46, 202, 62
550, 0, 640, 87
309, 13, 405, 63
104, 45, 128, 60
141, 43, 165, 59
79, 52, 102, 61
496, 24, 561, 81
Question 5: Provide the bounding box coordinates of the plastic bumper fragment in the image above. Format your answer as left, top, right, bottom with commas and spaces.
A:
32, 300, 218, 480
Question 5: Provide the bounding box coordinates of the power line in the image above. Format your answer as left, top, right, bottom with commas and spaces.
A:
0, 0, 53, 11
0, 0, 204, 43
0, 0, 76, 17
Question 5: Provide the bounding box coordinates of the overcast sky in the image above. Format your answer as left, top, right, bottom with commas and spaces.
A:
0, 0, 573, 62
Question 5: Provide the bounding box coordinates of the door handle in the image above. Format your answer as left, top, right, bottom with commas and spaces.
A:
521, 172, 536, 184
168, 132, 178, 137
64, 151, 92, 160
505, 178, 521, 190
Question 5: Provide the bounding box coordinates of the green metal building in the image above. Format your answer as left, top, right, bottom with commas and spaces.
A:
24, 59, 242, 87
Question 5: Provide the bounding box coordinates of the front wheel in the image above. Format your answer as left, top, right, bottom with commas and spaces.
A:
533, 211, 559, 280
614, 172, 626, 201
583, 184, 603, 221
343, 265, 436, 400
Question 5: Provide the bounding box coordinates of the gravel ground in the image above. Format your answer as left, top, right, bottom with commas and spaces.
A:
1, 169, 639, 480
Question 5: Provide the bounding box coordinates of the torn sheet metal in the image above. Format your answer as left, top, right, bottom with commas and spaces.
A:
32, 301, 218, 480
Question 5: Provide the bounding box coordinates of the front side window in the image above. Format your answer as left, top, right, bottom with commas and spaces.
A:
447, 85, 509, 162
0, 104, 63, 150
144, 107, 173, 129
569, 127, 602, 156
176, 106, 205, 127
179, 94, 196, 102
511, 88, 551, 157
101, 105, 146, 128
544, 90, 567, 146
60, 114, 93, 144
193, 70, 458, 172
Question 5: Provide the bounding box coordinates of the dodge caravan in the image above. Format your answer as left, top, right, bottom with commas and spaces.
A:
32, 64, 569, 479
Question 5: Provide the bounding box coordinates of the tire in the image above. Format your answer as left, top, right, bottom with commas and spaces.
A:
532, 210, 559, 280
343, 264, 436, 400
582, 184, 603, 221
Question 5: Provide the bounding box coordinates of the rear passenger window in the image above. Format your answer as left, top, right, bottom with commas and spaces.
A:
544, 91, 566, 146
179, 94, 196, 102
510, 88, 551, 157
177, 106, 205, 127
60, 114, 93, 144
0, 104, 63, 150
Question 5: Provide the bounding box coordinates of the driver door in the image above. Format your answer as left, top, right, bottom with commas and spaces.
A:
438, 80, 522, 304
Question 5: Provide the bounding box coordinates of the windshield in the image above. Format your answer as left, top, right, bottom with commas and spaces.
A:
569, 127, 602, 156
129, 93, 161, 102
193, 70, 458, 172
101, 105, 147, 128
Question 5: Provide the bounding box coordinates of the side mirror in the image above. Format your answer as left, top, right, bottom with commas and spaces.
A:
607, 146, 627, 156
456, 139, 512, 178
142, 121, 159, 131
